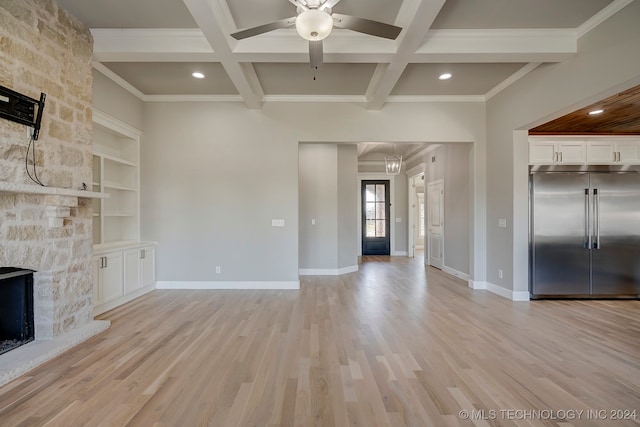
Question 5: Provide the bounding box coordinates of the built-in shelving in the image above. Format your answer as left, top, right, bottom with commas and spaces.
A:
91, 110, 156, 316
92, 110, 141, 247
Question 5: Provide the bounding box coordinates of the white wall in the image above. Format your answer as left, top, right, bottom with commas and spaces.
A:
141, 101, 485, 285
485, 0, 640, 298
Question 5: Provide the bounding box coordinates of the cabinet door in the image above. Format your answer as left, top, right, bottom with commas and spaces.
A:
141, 246, 156, 288
586, 141, 615, 164
557, 142, 586, 164
529, 142, 557, 164
101, 252, 123, 303
616, 141, 640, 164
124, 249, 141, 294
92, 256, 102, 305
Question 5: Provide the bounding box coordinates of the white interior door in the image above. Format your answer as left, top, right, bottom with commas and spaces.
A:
427, 180, 444, 269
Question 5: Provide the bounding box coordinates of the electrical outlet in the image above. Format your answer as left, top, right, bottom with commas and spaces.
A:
311, 219, 316, 225
498, 269, 503, 279
216, 266, 221, 274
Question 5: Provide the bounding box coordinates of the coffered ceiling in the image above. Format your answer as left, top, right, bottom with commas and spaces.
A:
54, 0, 631, 110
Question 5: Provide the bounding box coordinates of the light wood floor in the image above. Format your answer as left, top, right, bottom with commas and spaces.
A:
1, 256, 639, 426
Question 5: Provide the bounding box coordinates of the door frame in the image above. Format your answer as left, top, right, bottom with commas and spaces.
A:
357, 173, 396, 256
407, 170, 425, 258
427, 179, 445, 269
361, 180, 391, 255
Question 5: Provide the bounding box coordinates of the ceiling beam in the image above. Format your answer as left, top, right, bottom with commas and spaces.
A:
365, 0, 446, 110
92, 28, 576, 64
181, 0, 263, 109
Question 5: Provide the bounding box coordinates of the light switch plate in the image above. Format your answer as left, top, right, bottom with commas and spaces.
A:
498, 219, 507, 228
272, 219, 285, 227
396, 218, 402, 223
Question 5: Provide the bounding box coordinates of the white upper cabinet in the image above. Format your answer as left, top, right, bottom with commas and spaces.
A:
530, 138, 640, 165
529, 140, 586, 165
586, 140, 640, 164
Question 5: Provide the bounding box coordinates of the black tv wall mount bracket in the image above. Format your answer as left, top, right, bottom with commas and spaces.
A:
0, 85, 46, 140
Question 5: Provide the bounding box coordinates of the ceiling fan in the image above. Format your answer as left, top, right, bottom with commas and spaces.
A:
230, 0, 402, 68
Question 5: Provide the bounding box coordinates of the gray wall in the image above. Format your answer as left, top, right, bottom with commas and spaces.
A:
142, 101, 485, 284
486, 1, 640, 293
394, 173, 408, 254
298, 144, 338, 270
337, 145, 358, 269
423, 144, 471, 275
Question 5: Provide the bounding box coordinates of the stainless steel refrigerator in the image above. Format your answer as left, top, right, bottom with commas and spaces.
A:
530, 168, 640, 298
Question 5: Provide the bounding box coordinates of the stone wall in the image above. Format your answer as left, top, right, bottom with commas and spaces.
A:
0, 0, 95, 338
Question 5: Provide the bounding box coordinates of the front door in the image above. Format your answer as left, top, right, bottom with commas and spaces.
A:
427, 180, 444, 269
362, 180, 390, 255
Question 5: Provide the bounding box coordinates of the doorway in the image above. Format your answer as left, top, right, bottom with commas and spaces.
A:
361, 180, 390, 255
427, 179, 444, 269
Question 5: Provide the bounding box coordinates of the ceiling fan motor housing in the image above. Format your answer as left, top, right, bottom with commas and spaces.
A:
295, 9, 333, 41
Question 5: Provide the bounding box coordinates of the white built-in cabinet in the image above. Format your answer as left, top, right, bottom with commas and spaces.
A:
92, 110, 156, 316
529, 137, 640, 165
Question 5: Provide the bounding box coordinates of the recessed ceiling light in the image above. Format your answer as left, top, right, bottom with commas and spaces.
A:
192, 72, 205, 79
588, 109, 604, 115
439, 73, 452, 80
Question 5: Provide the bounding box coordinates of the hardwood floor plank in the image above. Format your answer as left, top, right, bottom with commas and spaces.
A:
1, 256, 639, 426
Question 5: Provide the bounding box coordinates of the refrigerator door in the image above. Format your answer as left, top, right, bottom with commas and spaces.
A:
531, 173, 591, 296
589, 173, 640, 295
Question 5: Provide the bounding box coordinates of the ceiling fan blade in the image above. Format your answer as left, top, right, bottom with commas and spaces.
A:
287, 0, 308, 10
309, 40, 323, 68
230, 17, 296, 40
319, 0, 343, 11
331, 13, 402, 40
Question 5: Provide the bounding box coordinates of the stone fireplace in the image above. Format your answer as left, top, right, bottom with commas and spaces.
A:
0, 0, 110, 386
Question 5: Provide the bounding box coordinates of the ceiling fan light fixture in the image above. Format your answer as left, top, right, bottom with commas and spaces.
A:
295, 9, 333, 41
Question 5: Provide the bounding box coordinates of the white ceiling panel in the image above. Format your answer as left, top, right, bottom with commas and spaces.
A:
431, 0, 615, 29
391, 63, 527, 96
254, 63, 376, 95
56, 0, 198, 28
102, 63, 239, 95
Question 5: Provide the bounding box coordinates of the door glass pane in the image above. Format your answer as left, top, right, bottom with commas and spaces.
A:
376, 220, 385, 237
376, 203, 385, 220
366, 220, 376, 237
366, 203, 376, 220
366, 185, 376, 202
376, 185, 385, 202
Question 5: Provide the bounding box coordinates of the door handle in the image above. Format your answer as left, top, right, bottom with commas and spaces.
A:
593, 188, 600, 249
585, 189, 590, 249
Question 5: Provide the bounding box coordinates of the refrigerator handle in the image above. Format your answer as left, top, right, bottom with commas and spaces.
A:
585, 189, 591, 249
594, 188, 600, 249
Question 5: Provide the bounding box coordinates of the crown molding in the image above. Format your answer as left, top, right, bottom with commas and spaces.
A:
386, 95, 485, 103
486, 63, 541, 100
144, 95, 244, 102
577, 0, 634, 38
92, 62, 145, 101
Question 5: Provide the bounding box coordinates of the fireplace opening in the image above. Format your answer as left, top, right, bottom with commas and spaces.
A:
0, 268, 35, 355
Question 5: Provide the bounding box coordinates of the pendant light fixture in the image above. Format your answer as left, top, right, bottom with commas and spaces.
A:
385, 155, 402, 175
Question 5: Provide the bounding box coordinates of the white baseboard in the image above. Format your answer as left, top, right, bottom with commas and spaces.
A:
299, 265, 359, 276
468, 280, 487, 289
94, 283, 156, 316
486, 282, 530, 301
392, 251, 408, 256
442, 266, 470, 281
156, 281, 300, 290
